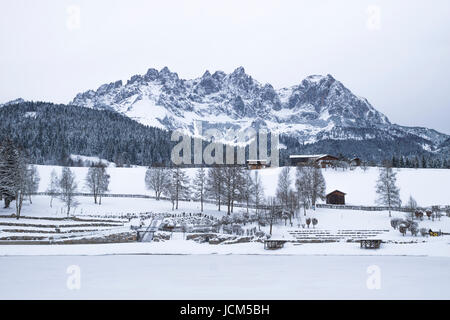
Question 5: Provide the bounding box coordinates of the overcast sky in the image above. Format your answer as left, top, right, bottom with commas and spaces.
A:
1, 0, 449, 134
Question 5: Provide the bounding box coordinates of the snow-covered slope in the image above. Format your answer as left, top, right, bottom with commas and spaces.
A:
71, 67, 448, 152
34, 165, 450, 207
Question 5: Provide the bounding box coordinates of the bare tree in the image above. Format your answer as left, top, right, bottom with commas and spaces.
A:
239, 170, 254, 215
252, 170, 264, 218
266, 197, 279, 235
25, 165, 40, 204
166, 168, 190, 210
46, 169, 59, 207
276, 167, 292, 210
206, 166, 223, 211
295, 167, 310, 216
295, 166, 326, 212
59, 167, 79, 216
192, 167, 207, 212
376, 164, 401, 217
163, 173, 177, 211
310, 166, 326, 209
406, 195, 418, 220
85, 162, 110, 204
222, 166, 244, 215
145, 166, 169, 200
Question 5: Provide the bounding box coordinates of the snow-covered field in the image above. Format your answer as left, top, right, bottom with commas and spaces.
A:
34, 165, 450, 207
0, 255, 449, 299
1, 164, 449, 300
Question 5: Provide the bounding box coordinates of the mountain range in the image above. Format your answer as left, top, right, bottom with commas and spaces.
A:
69, 66, 449, 161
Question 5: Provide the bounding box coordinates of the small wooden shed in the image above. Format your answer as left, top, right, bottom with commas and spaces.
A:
326, 190, 346, 205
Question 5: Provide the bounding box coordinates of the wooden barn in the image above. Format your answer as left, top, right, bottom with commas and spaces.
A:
289, 154, 339, 168
246, 159, 268, 170
326, 190, 346, 205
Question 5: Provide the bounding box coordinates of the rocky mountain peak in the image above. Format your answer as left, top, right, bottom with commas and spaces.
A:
70, 66, 446, 151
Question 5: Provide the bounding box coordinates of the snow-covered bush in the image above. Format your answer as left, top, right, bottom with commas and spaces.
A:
312, 218, 318, 228
419, 228, 428, 237
399, 224, 407, 236
232, 225, 244, 236
390, 218, 403, 230
306, 218, 311, 228
221, 215, 232, 225
222, 225, 233, 234
410, 225, 419, 237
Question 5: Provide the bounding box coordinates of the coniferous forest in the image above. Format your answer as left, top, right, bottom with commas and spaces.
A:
0, 102, 174, 166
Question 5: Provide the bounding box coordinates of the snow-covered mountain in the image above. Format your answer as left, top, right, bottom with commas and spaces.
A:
71, 66, 448, 152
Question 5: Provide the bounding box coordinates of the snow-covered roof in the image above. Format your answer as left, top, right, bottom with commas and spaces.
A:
289, 154, 329, 159
327, 190, 346, 196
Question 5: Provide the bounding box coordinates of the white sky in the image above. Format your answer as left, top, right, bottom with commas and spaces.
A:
1, 0, 449, 134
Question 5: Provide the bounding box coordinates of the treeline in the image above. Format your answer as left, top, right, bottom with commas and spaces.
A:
389, 155, 450, 169
279, 133, 450, 168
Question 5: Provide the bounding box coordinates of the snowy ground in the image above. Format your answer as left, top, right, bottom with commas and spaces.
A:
0, 194, 223, 218
0, 165, 448, 300
0, 255, 449, 299
1, 194, 449, 255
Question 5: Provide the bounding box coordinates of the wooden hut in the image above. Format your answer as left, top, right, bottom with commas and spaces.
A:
326, 190, 346, 205
246, 159, 268, 170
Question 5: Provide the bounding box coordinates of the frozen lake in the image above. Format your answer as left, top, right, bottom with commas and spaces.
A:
0, 255, 449, 299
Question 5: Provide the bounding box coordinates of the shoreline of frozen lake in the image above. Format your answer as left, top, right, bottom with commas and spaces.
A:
1, 255, 448, 299
0, 240, 448, 257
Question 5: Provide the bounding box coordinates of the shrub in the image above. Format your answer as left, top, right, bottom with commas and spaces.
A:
390, 218, 403, 230
419, 228, 428, 237
410, 225, 419, 237
399, 224, 407, 236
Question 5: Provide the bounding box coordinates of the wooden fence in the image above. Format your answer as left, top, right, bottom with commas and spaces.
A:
315, 203, 448, 212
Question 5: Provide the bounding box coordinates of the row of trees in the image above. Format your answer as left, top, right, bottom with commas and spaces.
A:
46, 164, 111, 216
0, 140, 111, 218
145, 165, 328, 219
145, 166, 262, 215
390, 155, 450, 169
